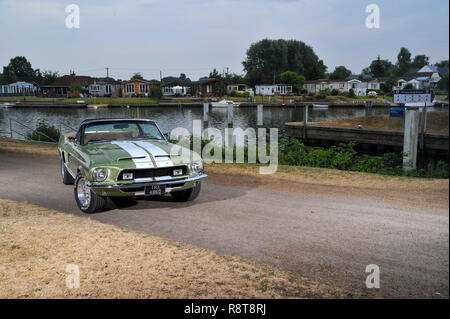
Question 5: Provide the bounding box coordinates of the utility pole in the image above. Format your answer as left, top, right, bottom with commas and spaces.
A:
106, 67, 109, 78
160, 71, 162, 83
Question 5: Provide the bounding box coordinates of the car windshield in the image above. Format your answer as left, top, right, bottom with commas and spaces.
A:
83, 121, 164, 144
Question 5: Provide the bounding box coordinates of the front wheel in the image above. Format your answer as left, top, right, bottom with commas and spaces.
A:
74, 174, 107, 213
171, 182, 202, 202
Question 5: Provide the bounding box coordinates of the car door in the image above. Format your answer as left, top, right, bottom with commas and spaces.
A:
67, 130, 83, 176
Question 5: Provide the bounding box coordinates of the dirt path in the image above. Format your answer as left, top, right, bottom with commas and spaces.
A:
0, 150, 448, 298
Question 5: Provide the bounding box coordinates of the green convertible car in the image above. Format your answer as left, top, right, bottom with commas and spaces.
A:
58, 118, 207, 213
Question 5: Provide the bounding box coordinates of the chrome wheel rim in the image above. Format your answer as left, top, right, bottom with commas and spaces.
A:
77, 178, 91, 209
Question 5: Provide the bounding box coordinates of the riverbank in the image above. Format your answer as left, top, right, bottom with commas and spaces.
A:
311, 113, 449, 134
1, 137, 448, 197
1, 96, 394, 108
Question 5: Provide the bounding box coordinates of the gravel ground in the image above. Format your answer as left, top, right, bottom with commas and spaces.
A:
0, 150, 448, 298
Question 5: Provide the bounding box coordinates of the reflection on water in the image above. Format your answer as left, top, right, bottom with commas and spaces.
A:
0, 105, 391, 141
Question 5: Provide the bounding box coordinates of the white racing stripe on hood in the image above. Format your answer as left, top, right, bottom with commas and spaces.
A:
134, 141, 174, 168
111, 141, 154, 168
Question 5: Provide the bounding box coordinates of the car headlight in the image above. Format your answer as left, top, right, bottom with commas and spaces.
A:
190, 160, 203, 174
92, 168, 108, 182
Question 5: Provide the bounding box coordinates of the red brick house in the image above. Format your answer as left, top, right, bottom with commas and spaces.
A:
41, 73, 94, 96
191, 78, 221, 97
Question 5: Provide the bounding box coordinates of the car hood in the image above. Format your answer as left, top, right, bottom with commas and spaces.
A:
81, 140, 200, 169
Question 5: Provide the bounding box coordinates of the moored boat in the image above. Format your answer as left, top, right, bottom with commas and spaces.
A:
87, 104, 108, 109
0, 102, 15, 108
210, 99, 240, 108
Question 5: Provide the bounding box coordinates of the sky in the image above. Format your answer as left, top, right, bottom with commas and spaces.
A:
0, 0, 448, 81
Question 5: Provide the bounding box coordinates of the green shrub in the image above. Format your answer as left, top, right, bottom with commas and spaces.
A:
330, 89, 339, 96
229, 90, 249, 98
27, 119, 60, 143
316, 89, 329, 99
167, 135, 449, 179
277, 138, 448, 178
347, 89, 356, 98
150, 86, 163, 101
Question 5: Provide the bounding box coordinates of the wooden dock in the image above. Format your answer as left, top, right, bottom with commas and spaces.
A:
285, 122, 449, 155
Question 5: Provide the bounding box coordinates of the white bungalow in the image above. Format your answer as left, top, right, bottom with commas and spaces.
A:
88, 79, 121, 97
255, 84, 292, 96
347, 79, 367, 96
406, 79, 421, 89
162, 85, 190, 96
328, 80, 349, 93
0, 81, 37, 96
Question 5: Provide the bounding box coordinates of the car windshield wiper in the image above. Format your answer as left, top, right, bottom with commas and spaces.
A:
87, 138, 116, 144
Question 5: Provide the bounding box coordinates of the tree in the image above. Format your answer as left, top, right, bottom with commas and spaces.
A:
41, 70, 59, 85
161, 73, 191, 85
70, 84, 81, 93
396, 47, 412, 76
347, 88, 356, 98
242, 39, 327, 86
369, 56, 395, 78
380, 77, 396, 94
438, 75, 449, 92
223, 73, 245, 85
279, 70, 305, 93
411, 54, 430, 70
435, 60, 449, 69
209, 68, 222, 79
2, 56, 41, 83
329, 66, 352, 80
150, 86, 163, 101
131, 72, 144, 80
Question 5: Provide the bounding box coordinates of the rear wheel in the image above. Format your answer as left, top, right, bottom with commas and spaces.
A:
61, 156, 75, 185
171, 182, 202, 202
74, 174, 107, 213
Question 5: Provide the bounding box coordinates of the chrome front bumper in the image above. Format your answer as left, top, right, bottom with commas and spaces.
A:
87, 173, 207, 196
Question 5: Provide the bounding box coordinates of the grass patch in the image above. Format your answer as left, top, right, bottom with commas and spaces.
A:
0, 137, 58, 156
0, 199, 353, 298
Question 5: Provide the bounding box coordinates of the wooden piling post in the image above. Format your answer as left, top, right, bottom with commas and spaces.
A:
203, 102, 209, 128
403, 107, 420, 170
203, 102, 210, 139
420, 103, 427, 158
303, 105, 309, 141
227, 104, 234, 148
257, 104, 263, 128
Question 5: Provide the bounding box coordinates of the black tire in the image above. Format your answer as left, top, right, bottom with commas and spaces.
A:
61, 157, 75, 185
171, 182, 202, 202
74, 174, 107, 213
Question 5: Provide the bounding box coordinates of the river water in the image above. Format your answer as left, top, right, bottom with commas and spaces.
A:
0, 105, 393, 142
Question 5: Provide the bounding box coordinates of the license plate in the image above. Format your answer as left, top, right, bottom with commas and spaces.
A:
145, 185, 165, 196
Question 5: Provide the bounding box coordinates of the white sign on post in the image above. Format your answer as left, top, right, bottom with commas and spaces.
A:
394, 90, 434, 104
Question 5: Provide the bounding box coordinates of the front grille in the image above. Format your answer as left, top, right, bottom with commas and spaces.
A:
118, 165, 188, 181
